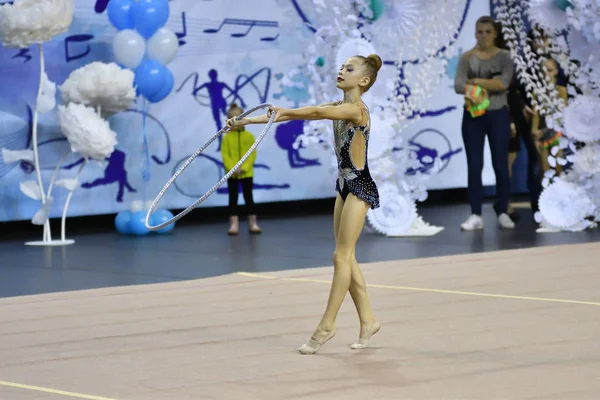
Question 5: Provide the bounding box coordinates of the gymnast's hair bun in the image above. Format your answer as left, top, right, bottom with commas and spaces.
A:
367, 54, 382, 72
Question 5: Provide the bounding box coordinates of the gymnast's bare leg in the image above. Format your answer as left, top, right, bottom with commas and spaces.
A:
298, 193, 380, 354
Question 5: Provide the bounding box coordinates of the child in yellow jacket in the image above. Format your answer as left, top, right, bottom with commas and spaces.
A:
221, 103, 261, 235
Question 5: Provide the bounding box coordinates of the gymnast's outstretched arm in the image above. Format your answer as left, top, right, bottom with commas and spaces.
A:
226, 103, 361, 129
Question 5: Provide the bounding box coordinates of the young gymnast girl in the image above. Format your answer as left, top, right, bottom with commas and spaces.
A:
227, 54, 382, 354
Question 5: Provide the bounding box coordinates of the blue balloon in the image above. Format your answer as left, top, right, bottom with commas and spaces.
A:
146, 67, 174, 103
150, 209, 175, 234
134, 59, 167, 99
115, 210, 132, 234
107, 0, 135, 30
129, 211, 150, 236
130, 0, 170, 39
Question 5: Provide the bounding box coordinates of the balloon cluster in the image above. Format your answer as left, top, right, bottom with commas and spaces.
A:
115, 207, 174, 235
108, 0, 178, 103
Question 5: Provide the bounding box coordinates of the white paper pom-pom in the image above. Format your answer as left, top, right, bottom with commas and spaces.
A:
367, 184, 418, 236
57, 103, 117, 161
563, 95, 600, 143
572, 143, 600, 176
59, 62, 136, 114
0, 0, 74, 48
539, 179, 596, 229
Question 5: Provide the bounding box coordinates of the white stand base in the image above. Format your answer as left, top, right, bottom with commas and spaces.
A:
25, 239, 75, 247
385, 216, 445, 237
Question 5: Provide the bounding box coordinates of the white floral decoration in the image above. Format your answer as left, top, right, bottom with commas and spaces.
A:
366, 183, 418, 236
538, 179, 595, 230
0, 0, 74, 48
59, 62, 136, 114
572, 143, 600, 176
563, 95, 600, 143
494, 0, 566, 131
57, 103, 117, 161
366, 0, 422, 59
526, 0, 571, 34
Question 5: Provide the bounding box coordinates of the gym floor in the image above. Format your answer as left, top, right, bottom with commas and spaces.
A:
1, 202, 599, 399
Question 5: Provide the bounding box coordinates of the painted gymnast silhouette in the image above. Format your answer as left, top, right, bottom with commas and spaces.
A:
194, 69, 245, 151
64, 149, 136, 203
274, 120, 320, 168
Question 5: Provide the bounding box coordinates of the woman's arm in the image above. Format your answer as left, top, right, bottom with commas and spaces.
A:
469, 78, 507, 92
469, 51, 514, 93
454, 52, 470, 94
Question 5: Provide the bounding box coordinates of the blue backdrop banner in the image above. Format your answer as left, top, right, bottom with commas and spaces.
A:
0, 0, 489, 222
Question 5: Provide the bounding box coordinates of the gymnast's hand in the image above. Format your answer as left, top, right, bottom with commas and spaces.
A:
226, 117, 246, 130
268, 106, 285, 122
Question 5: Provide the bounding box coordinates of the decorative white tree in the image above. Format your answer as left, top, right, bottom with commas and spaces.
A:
495, 0, 600, 232
0, 1, 135, 245
0, 0, 75, 245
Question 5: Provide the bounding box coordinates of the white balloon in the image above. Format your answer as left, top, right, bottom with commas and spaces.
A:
147, 28, 179, 65
112, 29, 145, 69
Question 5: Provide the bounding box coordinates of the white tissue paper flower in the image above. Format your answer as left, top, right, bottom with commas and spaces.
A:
369, 154, 397, 182
59, 62, 136, 114
57, 103, 117, 161
539, 179, 596, 230
563, 95, 600, 143
572, 143, 600, 176
0, 0, 74, 48
36, 71, 56, 114
367, 183, 417, 235
367, 0, 421, 57
527, 0, 571, 34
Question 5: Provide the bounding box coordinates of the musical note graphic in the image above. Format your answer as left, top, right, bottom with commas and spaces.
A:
12, 48, 32, 63
175, 12, 187, 46
203, 18, 279, 41
64, 34, 95, 62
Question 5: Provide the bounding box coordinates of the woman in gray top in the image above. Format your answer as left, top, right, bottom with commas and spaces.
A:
454, 16, 515, 231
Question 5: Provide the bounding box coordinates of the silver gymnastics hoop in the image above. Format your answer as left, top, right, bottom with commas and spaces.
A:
145, 103, 276, 231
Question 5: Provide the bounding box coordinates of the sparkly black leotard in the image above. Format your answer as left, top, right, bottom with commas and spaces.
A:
333, 102, 380, 209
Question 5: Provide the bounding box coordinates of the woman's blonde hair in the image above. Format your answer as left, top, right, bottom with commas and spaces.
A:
227, 102, 244, 119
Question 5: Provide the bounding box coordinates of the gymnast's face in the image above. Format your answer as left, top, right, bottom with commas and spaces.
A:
336, 57, 369, 91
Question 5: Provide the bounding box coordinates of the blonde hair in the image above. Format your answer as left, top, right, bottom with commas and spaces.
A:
227, 102, 244, 119
354, 54, 382, 92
